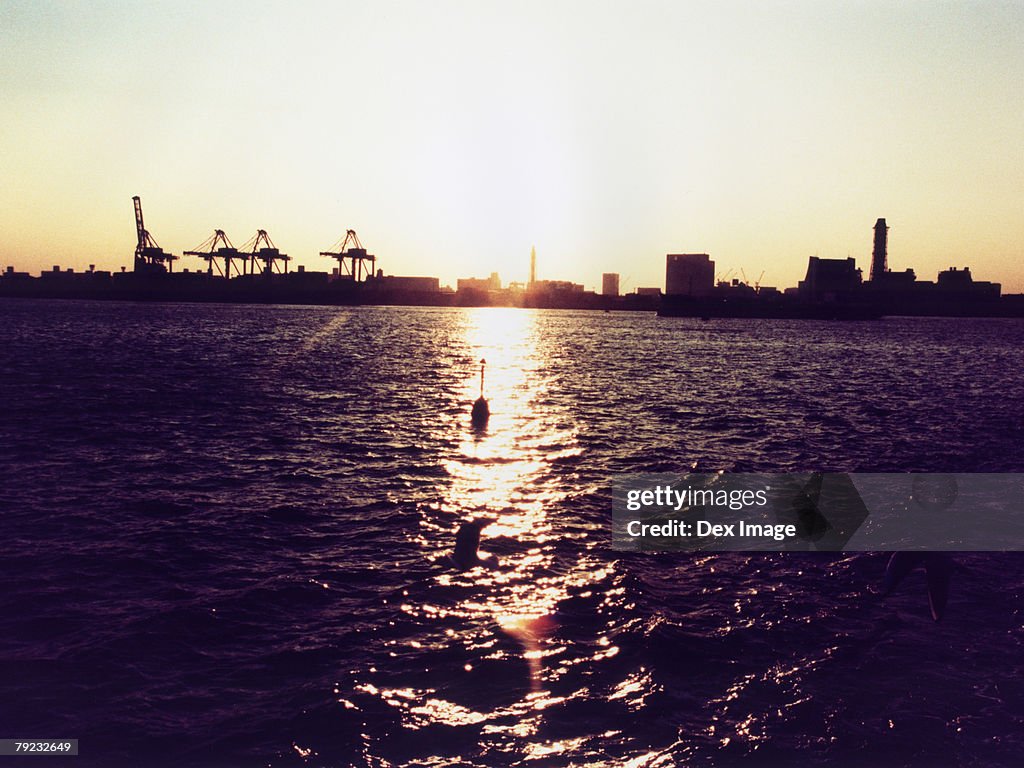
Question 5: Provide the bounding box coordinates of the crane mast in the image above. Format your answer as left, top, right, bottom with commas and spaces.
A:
132, 196, 177, 273
134, 196, 147, 252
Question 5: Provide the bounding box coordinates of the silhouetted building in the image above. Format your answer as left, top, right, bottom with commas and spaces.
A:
713, 278, 757, 298
367, 275, 439, 292
602, 273, 620, 296
868, 268, 917, 290
530, 279, 584, 293
798, 257, 862, 300
635, 287, 661, 297
937, 267, 1000, 298
666, 253, 714, 296
39, 265, 112, 281
530, 246, 537, 286
457, 273, 501, 292
870, 218, 888, 281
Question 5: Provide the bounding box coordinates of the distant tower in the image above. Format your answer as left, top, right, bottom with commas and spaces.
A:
530, 246, 536, 286
871, 218, 888, 281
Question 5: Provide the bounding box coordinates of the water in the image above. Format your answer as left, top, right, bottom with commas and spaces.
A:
1, 299, 1023, 767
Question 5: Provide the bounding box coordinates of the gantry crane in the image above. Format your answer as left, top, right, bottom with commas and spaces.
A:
320, 230, 375, 282
132, 196, 177, 274
184, 230, 242, 278
239, 230, 290, 275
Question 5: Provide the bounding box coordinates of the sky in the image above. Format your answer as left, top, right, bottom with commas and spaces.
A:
1, 0, 1022, 292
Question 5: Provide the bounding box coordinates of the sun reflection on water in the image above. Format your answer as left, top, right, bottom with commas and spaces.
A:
441, 309, 565, 634
442, 308, 559, 542
394, 308, 623, 744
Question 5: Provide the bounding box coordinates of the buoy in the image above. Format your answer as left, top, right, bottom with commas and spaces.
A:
471, 358, 489, 428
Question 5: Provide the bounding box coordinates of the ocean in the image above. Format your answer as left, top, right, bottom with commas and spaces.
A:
1, 299, 1022, 767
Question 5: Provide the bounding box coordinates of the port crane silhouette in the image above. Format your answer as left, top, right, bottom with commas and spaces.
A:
132, 196, 177, 273
185, 230, 243, 278
320, 230, 376, 282
239, 230, 291, 275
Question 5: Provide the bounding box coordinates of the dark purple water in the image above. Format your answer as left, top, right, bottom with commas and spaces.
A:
1, 299, 1023, 767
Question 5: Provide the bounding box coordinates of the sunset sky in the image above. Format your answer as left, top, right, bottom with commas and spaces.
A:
2, 0, 1022, 292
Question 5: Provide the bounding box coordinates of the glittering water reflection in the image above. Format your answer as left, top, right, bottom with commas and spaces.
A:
8, 304, 1024, 766
444, 309, 567, 654
401, 308, 621, 743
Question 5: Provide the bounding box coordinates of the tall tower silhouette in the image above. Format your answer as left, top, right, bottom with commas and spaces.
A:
530, 246, 536, 286
871, 218, 888, 281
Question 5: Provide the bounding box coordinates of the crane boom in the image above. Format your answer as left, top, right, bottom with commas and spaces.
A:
131, 196, 176, 273
133, 196, 146, 249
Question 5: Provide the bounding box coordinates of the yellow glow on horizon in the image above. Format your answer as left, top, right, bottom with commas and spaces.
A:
1, 1, 1022, 291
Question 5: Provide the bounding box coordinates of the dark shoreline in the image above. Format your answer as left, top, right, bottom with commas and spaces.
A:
3, 270, 1024, 317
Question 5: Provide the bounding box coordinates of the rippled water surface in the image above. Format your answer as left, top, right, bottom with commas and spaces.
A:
1, 300, 1023, 767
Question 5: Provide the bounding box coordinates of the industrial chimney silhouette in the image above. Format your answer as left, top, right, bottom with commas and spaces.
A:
871, 218, 888, 282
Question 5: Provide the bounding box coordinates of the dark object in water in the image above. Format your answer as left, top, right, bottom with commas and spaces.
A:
451, 519, 500, 570
882, 552, 953, 621
471, 397, 489, 426
471, 358, 489, 427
